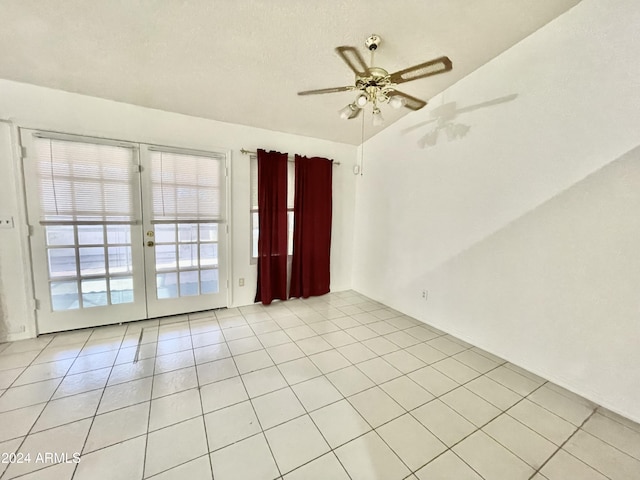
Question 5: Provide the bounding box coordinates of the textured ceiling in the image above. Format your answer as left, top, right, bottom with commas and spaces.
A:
0, 0, 581, 145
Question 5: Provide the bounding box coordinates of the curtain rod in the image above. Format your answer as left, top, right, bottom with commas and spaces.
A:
240, 148, 340, 165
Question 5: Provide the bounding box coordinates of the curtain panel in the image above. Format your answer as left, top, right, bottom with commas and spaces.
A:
289, 155, 332, 298
254, 149, 288, 305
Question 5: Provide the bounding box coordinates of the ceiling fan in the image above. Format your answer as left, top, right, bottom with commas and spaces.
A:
298, 34, 453, 125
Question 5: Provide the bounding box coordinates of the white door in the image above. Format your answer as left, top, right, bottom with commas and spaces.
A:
21, 129, 229, 334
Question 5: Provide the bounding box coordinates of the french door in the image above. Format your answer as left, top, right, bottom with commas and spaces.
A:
21, 129, 229, 334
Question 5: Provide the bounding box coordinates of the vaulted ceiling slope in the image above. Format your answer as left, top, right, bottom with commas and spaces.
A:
0, 0, 581, 145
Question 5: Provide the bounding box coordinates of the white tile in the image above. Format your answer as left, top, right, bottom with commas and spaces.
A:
432, 358, 481, 383
154, 350, 195, 374
200, 376, 248, 413
283, 452, 349, 480
53, 368, 110, 400
380, 376, 434, 410
0, 403, 46, 442
257, 330, 291, 348
356, 357, 402, 384
583, 412, 640, 460
331, 316, 361, 329
335, 431, 410, 480
193, 343, 231, 365
453, 349, 501, 373
205, 401, 261, 451
108, 358, 155, 386
311, 400, 371, 448
278, 357, 322, 385
292, 376, 342, 412
362, 337, 400, 356
0, 378, 61, 412
440, 387, 501, 427
0, 437, 23, 478
428, 336, 468, 355
196, 358, 238, 385
150, 456, 212, 480
508, 399, 576, 445
223, 325, 255, 341
156, 336, 193, 356
234, 349, 274, 374
264, 415, 329, 474
529, 386, 594, 426
382, 350, 426, 374
309, 350, 350, 374
191, 330, 225, 350
295, 336, 332, 355
326, 365, 374, 396
74, 435, 146, 480
251, 320, 282, 335
34, 343, 83, 364
285, 325, 317, 341
405, 343, 447, 364
210, 433, 279, 480
465, 375, 522, 410
564, 430, 640, 479
415, 450, 483, 480
344, 325, 377, 341
487, 365, 541, 396
310, 321, 341, 335
378, 413, 447, 470
228, 336, 263, 355
540, 449, 608, 480
97, 376, 152, 414
145, 417, 208, 477
453, 431, 535, 480
336, 343, 377, 363
404, 325, 440, 341
84, 401, 149, 452
32, 389, 102, 432
242, 366, 287, 397
152, 366, 198, 398
0, 367, 24, 389
413, 399, 477, 447
408, 366, 458, 396
16, 462, 76, 480
0, 338, 50, 355
266, 343, 305, 364
321, 331, 357, 348
349, 387, 404, 428
13, 359, 73, 386
484, 414, 557, 468
384, 331, 421, 348
68, 350, 118, 375
4, 419, 91, 478
149, 388, 202, 431
252, 387, 305, 429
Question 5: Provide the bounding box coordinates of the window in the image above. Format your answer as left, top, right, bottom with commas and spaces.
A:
250, 154, 295, 260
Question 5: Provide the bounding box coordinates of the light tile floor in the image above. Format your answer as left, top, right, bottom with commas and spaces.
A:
1, 291, 640, 479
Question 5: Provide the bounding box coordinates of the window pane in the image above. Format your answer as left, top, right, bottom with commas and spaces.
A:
78, 225, 104, 245
201, 269, 218, 294
155, 224, 175, 243
110, 277, 133, 304
178, 223, 198, 243
199, 223, 218, 242
108, 246, 132, 274
200, 244, 218, 267
252, 211, 259, 258
157, 272, 177, 299
79, 247, 106, 275
50, 281, 79, 311
46, 225, 74, 246
48, 248, 77, 278
81, 278, 108, 307
178, 244, 198, 268
179, 271, 199, 296
107, 225, 131, 244
156, 245, 177, 270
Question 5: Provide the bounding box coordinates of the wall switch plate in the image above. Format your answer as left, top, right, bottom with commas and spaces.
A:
0, 216, 14, 229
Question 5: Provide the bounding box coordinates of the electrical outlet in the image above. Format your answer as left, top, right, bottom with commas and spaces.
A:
0, 216, 14, 229
239, 278, 245, 287
421, 289, 428, 301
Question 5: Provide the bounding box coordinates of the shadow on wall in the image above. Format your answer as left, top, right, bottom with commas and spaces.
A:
402, 94, 518, 148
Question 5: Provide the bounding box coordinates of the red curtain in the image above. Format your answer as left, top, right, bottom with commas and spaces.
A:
255, 149, 288, 305
289, 155, 332, 298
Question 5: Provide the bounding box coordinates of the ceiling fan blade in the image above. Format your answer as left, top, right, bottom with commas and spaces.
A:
389, 90, 427, 111
389, 56, 453, 84
335, 46, 371, 77
298, 86, 353, 96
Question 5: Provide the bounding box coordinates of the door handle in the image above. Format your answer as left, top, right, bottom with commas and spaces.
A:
146, 240, 155, 247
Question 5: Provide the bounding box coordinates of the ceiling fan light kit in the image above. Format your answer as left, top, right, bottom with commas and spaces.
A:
298, 34, 453, 126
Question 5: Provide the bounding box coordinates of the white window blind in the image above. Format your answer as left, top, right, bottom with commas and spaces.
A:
250, 154, 295, 209
150, 149, 224, 223
34, 135, 139, 224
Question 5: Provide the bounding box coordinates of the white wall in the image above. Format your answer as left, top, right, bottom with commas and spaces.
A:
0, 80, 356, 341
352, 0, 640, 422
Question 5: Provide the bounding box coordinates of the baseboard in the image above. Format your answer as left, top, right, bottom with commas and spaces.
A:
0, 330, 33, 343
